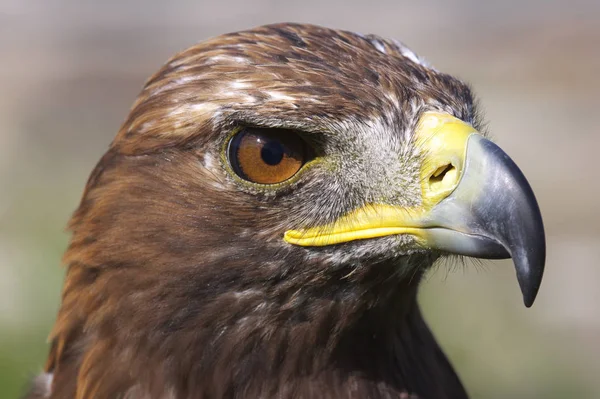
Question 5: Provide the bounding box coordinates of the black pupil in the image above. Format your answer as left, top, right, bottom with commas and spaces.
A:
260, 139, 285, 165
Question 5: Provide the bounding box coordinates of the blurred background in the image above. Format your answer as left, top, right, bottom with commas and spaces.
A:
1, 0, 598, 398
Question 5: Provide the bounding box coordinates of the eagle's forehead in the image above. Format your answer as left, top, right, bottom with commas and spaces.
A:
164, 25, 423, 105
174, 24, 435, 105
114, 23, 473, 154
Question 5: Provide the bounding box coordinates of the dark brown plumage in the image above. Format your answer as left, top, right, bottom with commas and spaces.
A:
26, 23, 545, 399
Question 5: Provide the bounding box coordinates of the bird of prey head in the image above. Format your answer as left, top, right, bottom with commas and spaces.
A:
28, 23, 545, 399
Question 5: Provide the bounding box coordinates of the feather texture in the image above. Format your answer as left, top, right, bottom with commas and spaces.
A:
26, 23, 478, 399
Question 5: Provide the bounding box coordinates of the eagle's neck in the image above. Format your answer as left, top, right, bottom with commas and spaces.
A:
288, 280, 470, 399
40, 261, 468, 399
331, 296, 469, 399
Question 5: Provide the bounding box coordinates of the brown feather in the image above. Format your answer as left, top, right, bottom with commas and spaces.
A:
27, 23, 477, 399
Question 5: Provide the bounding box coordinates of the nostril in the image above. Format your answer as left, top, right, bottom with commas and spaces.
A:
425, 162, 460, 198
430, 164, 454, 185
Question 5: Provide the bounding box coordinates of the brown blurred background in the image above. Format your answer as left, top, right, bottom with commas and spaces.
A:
1, 1, 599, 398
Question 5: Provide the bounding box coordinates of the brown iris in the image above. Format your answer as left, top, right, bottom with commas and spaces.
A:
228, 127, 308, 184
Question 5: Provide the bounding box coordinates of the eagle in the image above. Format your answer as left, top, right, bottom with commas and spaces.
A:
27, 23, 545, 399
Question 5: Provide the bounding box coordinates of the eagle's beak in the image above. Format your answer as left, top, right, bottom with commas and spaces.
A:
284, 112, 545, 307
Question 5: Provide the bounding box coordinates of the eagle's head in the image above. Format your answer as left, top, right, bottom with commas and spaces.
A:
39, 23, 545, 399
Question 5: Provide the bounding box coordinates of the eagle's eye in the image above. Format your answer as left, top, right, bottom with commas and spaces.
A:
227, 127, 308, 184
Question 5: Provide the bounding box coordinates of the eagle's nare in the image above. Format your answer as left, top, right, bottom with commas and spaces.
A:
28, 23, 545, 399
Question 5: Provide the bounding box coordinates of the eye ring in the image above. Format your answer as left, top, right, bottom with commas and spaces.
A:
227, 127, 309, 185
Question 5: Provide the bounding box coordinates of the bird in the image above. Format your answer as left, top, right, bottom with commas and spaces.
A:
26, 23, 545, 399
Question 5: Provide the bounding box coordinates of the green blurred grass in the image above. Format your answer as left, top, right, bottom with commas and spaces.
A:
1, 183, 69, 398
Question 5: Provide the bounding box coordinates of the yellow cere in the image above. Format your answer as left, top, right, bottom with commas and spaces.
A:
414, 112, 477, 207
284, 112, 479, 247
